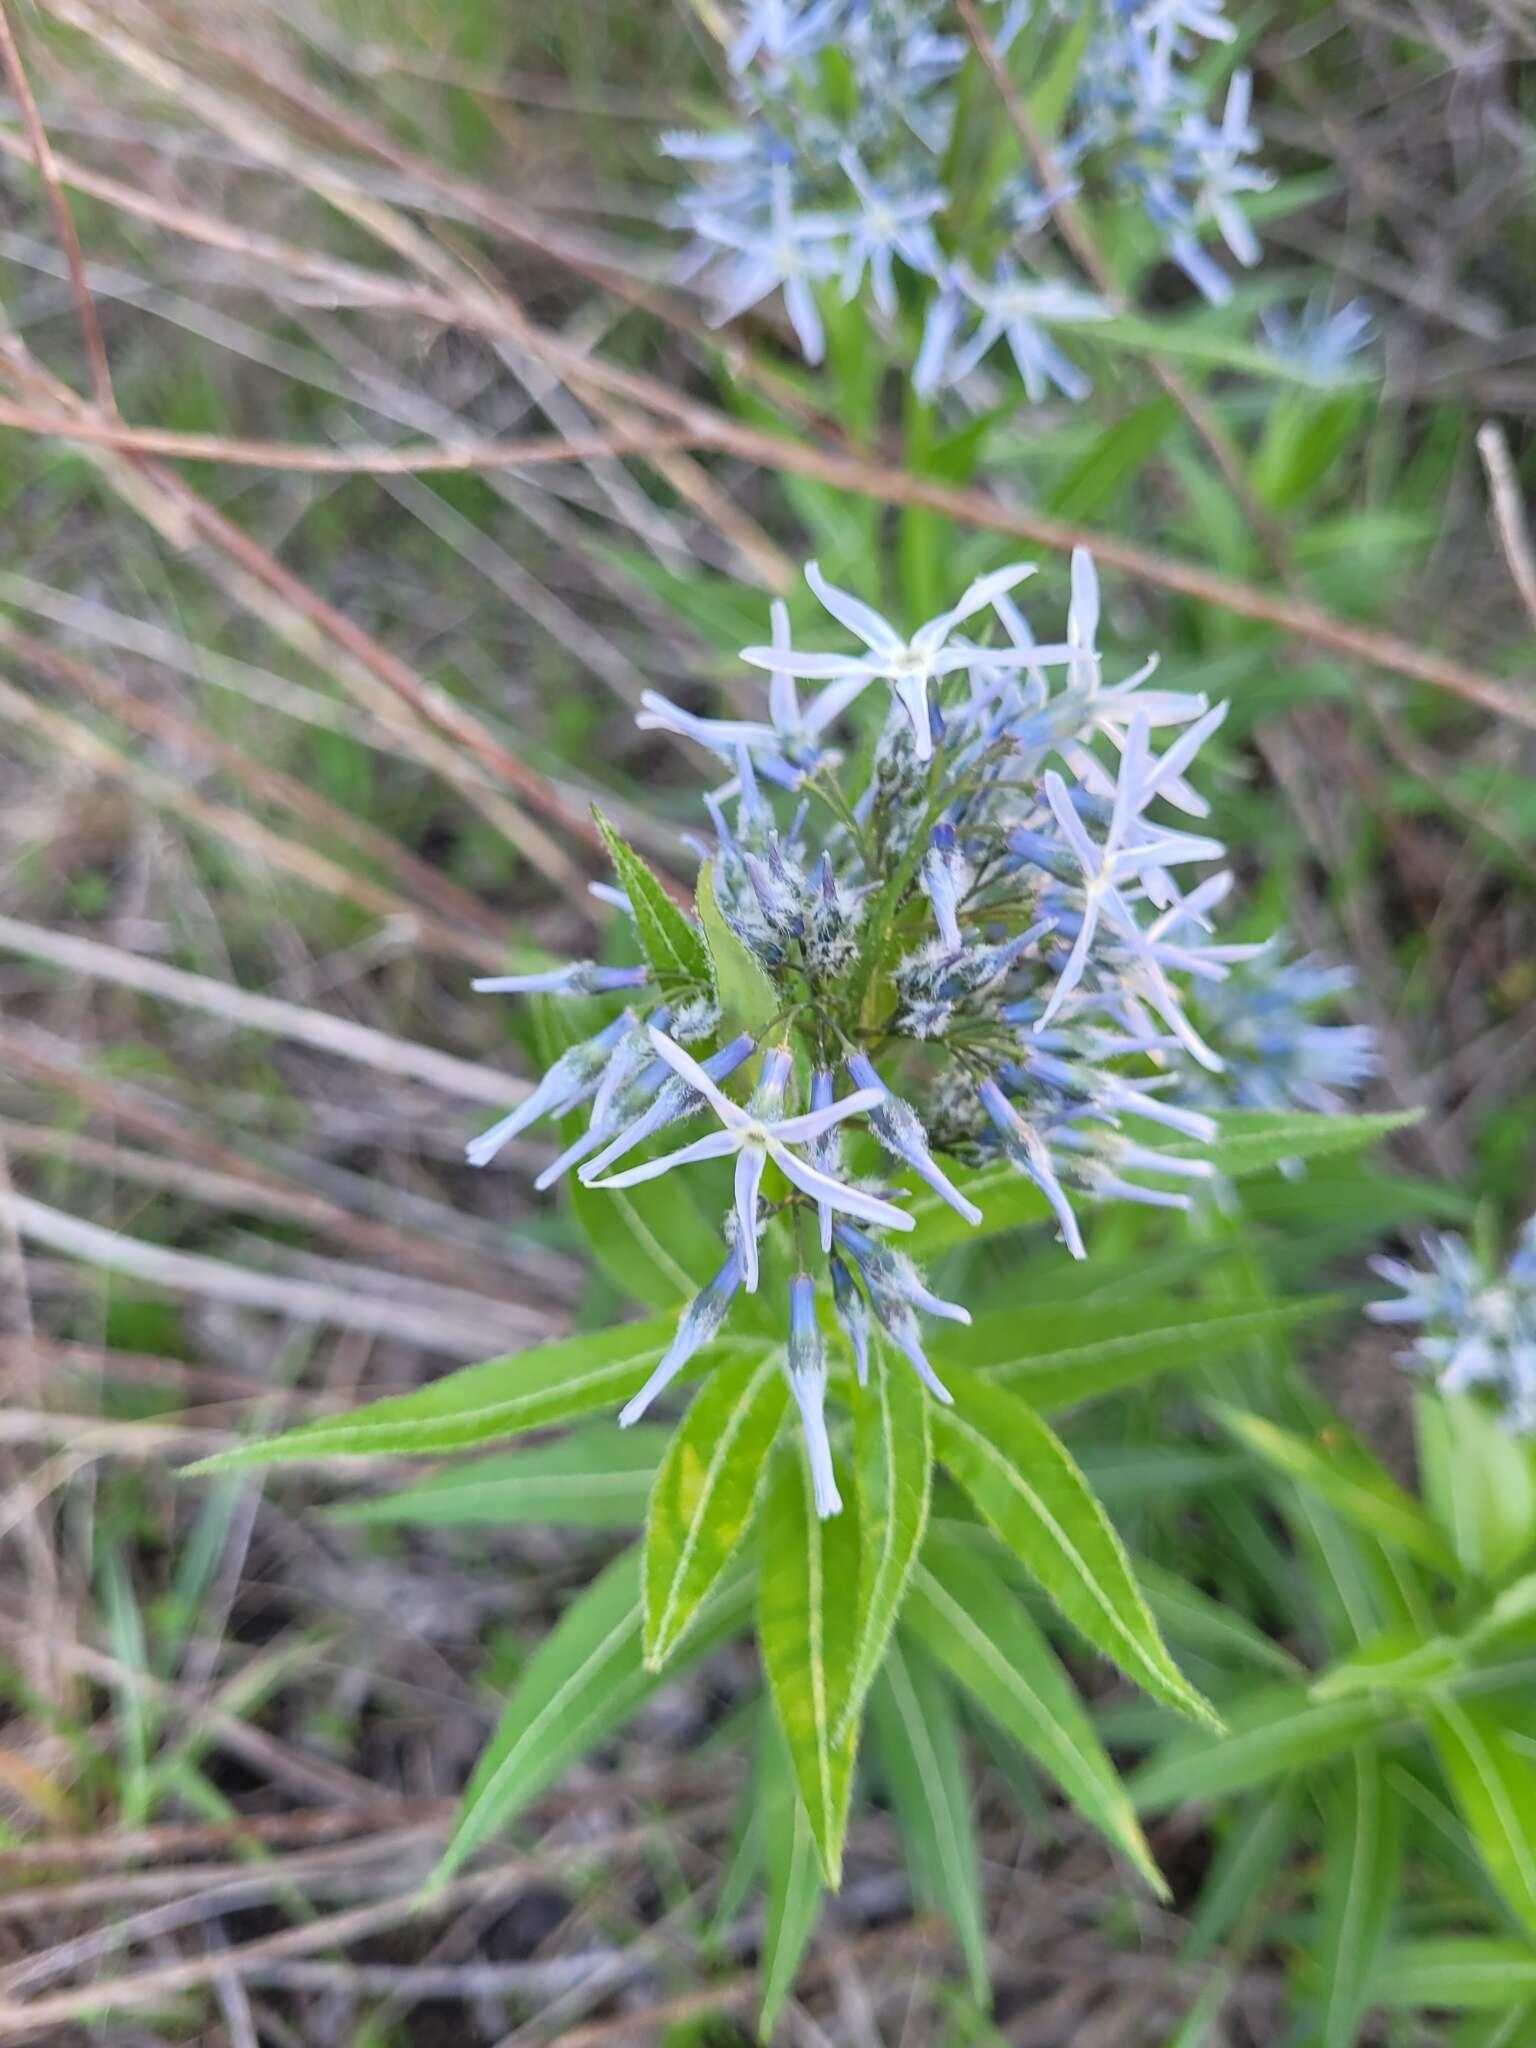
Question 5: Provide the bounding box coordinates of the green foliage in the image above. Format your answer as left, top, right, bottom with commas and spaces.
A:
758, 1446, 863, 1886
841, 1355, 932, 1738
932, 1367, 1220, 1727
644, 1348, 786, 1667
869, 1636, 988, 2000
437, 1546, 751, 1885
187, 1323, 771, 1471
592, 807, 712, 997
909, 1529, 1165, 1893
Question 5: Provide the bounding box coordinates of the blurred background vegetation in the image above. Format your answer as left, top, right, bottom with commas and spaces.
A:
0, 0, 1533, 2041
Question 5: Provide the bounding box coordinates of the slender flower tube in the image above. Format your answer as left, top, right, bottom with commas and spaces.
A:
787, 1272, 841, 1517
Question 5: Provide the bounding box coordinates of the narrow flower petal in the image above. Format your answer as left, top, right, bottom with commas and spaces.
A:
769, 1142, 914, 1232
734, 1147, 767, 1291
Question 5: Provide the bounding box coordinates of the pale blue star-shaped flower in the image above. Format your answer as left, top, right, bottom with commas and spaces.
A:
583, 1028, 912, 1292
742, 558, 1038, 760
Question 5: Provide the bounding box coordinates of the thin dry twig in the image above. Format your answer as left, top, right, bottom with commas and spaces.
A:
1477, 419, 1536, 630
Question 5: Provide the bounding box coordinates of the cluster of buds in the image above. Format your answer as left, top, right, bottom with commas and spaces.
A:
469, 550, 1358, 1508
1370, 1219, 1536, 1434
663, 0, 1280, 397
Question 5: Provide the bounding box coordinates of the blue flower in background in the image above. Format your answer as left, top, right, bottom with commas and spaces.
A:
1370, 1218, 1536, 1433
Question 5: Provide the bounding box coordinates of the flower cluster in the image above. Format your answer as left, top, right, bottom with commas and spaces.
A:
663, 0, 1271, 394
470, 549, 1288, 1509
1189, 947, 1378, 1119
1369, 1219, 1536, 1433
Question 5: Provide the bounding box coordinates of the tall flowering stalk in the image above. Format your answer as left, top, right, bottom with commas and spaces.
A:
470, 548, 1294, 1509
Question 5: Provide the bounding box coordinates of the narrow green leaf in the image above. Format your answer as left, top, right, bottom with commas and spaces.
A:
1452, 2005, 1536, 2047
592, 807, 710, 995
569, 1170, 725, 1311
932, 1368, 1219, 1728
1312, 1627, 1468, 1702
870, 1635, 988, 2001
1213, 1407, 1456, 1575
1373, 1942, 1536, 2011
1137, 1561, 1302, 1679
757, 1704, 825, 2039
935, 1295, 1339, 1410
186, 1324, 770, 1473
1313, 1746, 1402, 2048
1065, 309, 1369, 387
906, 1111, 1411, 1254
758, 1445, 862, 1886
1418, 1392, 1536, 1585
909, 1531, 1165, 1896
839, 1358, 932, 1740
1026, 4, 1094, 139
436, 1546, 750, 1883
1176, 1109, 1421, 1179
696, 862, 777, 1038
1133, 1686, 1391, 1811
1431, 1696, 1536, 1938
325, 1424, 666, 1528
644, 1349, 786, 1668
1180, 1786, 1298, 1963
1047, 399, 1178, 522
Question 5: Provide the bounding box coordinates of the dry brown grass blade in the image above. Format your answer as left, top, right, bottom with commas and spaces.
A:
5, 1193, 555, 1353
28, 4, 1526, 729
0, 378, 1524, 729
0, 0, 114, 413
0, 1813, 729, 2033
0, 339, 596, 896
0, 401, 705, 473
0, 620, 516, 944
0, 666, 513, 970
0, 912, 525, 1106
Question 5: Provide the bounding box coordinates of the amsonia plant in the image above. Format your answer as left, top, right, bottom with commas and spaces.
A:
194, 550, 1405, 2024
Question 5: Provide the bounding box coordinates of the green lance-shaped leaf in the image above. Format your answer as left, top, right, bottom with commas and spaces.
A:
1418, 1391, 1536, 1586
757, 1702, 825, 2040
931, 1366, 1220, 1729
1136, 1560, 1303, 1680
569, 1169, 725, 1311
1313, 1746, 1402, 2048
696, 861, 778, 1039
592, 807, 711, 996
186, 1321, 772, 1474
1132, 1684, 1393, 1811
1431, 1696, 1536, 1940
1213, 1405, 1457, 1575
1311, 1626, 1469, 1702
325, 1424, 666, 1529
1180, 1786, 1299, 1964
904, 1109, 1416, 1256
935, 1294, 1340, 1410
837, 1354, 932, 1741
1371, 1941, 1536, 2012
758, 1443, 862, 1887
644, 1347, 786, 1669
435, 1544, 750, 1884
908, 1529, 1165, 1896
869, 1634, 988, 2001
